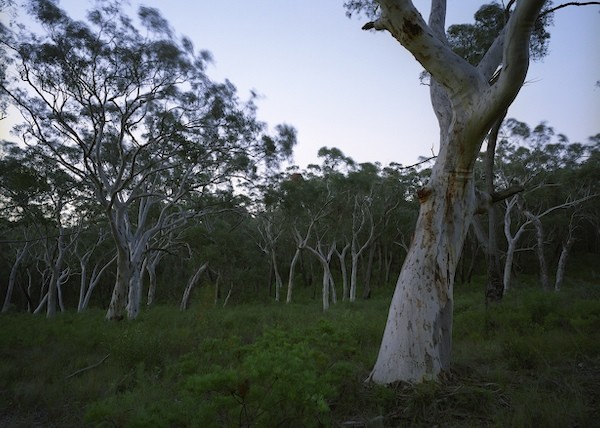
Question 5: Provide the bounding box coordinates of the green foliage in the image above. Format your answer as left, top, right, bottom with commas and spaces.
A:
1, 282, 599, 427
184, 327, 342, 426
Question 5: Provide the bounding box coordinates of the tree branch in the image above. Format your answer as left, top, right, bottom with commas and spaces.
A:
541, 2, 600, 16
64, 354, 110, 380
491, 185, 525, 203
476, 0, 546, 134
369, 0, 486, 98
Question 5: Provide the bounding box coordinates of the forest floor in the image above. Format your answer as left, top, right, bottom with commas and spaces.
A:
1, 277, 599, 427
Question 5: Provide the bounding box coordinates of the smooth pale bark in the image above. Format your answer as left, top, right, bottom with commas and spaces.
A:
78, 255, 116, 312
106, 247, 130, 320
180, 262, 209, 310
555, 226, 575, 291
306, 241, 337, 311
335, 242, 351, 301
2, 242, 31, 313
503, 193, 595, 294
286, 218, 319, 303
502, 196, 530, 293
46, 216, 74, 318
145, 249, 166, 307
271, 251, 284, 301
105, 196, 184, 320
286, 247, 301, 303
349, 196, 375, 302
524, 210, 550, 290
366, 0, 545, 383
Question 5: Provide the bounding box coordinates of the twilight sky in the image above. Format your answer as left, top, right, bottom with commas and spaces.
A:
2, 1, 599, 168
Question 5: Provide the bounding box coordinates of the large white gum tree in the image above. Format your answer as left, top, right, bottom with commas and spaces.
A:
346, 0, 548, 383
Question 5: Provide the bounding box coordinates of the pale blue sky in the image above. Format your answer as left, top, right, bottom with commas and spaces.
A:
2, 1, 599, 168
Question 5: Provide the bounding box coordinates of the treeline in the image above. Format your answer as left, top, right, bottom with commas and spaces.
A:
1, 121, 599, 318
1, 1, 598, 319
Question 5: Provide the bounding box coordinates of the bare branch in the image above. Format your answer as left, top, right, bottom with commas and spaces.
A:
65, 354, 110, 380
491, 185, 525, 203
541, 1, 600, 16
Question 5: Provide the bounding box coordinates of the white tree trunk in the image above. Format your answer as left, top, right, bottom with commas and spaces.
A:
335, 243, 350, 301
271, 251, 283, 302
502, 196, 530, 293
106, 248, 130, 320
368, 165, 476, 383
349, 196, 374, 302
78, 255, 116, 312
359, 0, 543, 383
180, 262, 209, 310
2, 242, 30, 313
306, 242, 336, 311
286, 247, 301, 303
555, 221, 576, 291
525, 210, 550, 290
126, 261, 143, 319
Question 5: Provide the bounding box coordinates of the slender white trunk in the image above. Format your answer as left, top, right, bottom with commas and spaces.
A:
106, 248, 129, 320
503, 241, 516, 294
349, 253, 360, 302
126, 261, 143, 320
180, 262, 209, 310
79, 255, 116, 312
286, 247, 301, 303
322, 265, 330, 311
2, 242, 30, 313
78, 261, 89, 312
307, 241, 336, 311
47, 226, 69, 318
555, 225, 575, 291
525, 211, 549, 290
502, 197, 530, 294
271, 251, 283, 302
335, 243, 350, 301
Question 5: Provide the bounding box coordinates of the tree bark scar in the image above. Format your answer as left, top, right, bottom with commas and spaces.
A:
417, 186, 432, 203
402, 17, 422, 39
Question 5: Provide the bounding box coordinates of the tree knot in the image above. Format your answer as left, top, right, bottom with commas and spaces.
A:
417, 186, 432, 203
402, 17, 422, 39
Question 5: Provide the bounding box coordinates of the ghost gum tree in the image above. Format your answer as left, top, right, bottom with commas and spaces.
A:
343, 0, 557, 383
1, 0, 295, 320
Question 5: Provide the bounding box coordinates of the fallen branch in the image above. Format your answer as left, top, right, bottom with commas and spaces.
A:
65, 354, 110, 380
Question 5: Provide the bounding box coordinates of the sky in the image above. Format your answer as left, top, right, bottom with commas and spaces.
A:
2, 1, 599, 169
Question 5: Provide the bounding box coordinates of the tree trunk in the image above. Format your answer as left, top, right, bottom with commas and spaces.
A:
79, 255, 116, 312
484, 115, 506, 304
336, 243, 350, 301
306, 244, 335, 311
180, 262, 209, 310
368, 161, 476, 383
286, 247, 301, 303
271, 251, 283, 302
502, 196, 530, 294
126, 261, 143, 319
47, 226, 68, 318
361, 0, 545, 384
106, 248, 129, 321
525, 211, 550, 290
555, 223, 576, 291
2, 242, 30, 313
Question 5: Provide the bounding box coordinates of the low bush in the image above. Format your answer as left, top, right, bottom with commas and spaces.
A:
1, 282, 598, 426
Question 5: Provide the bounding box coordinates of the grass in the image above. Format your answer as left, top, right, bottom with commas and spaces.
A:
1, 279, 599, 427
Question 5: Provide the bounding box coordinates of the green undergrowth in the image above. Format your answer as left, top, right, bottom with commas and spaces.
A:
1, 280, 599, 427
